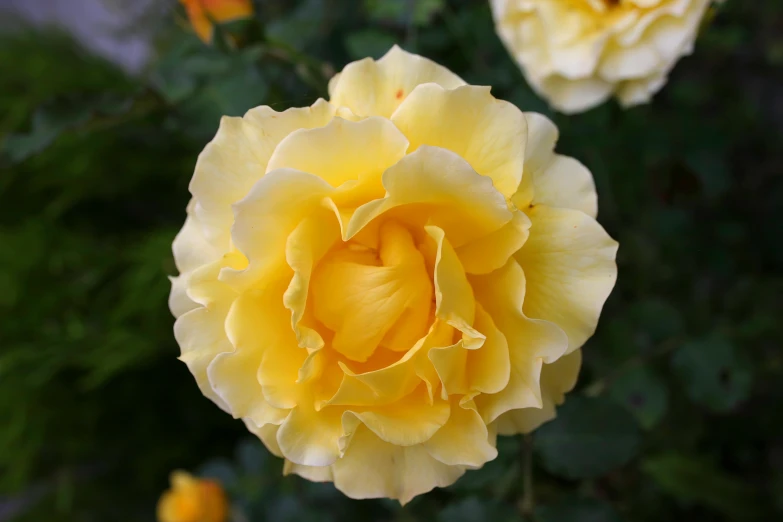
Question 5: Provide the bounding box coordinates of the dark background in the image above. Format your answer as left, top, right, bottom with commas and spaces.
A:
1, 0, 781, 520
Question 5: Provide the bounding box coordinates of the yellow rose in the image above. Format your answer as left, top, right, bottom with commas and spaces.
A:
170, 46, 618, 503
179, 0, 253, 44
490, 0, 712, 113
157, 471, 227, 522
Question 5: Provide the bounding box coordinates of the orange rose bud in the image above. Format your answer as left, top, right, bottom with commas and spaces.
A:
180, 0, 254, 44
157, 471, 228, 522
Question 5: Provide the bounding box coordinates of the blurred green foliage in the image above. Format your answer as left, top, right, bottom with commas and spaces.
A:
1, 0, 782, 521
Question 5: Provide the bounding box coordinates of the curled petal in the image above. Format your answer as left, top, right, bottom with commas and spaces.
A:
190, 99, 338, 249
513, 112, 598, 218
516, 205, 618, 352
331, 425, 465, 505
227, 169, 335, 290
470, 260, 569, 423
391, 83, 527, 197
329, 45, 465, 118
423, 398, 498, 468
348, 145, 512, 249
266, 116, 409, 195
496, 348, 582, 435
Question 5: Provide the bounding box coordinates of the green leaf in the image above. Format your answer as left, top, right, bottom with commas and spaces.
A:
235, 438, 267, 475
535, 498, 623, 522
266, 0, 326, 51
608, 366, 669, 429
671, 336, 753, 412
365, 0, 444, 26
534, 396, 641, 479
344, 30, 398, 60
628, 298, 684, 344
198, 458, 238, 488
3, 95, 136, 163
438, 497, 488, 522
643, 453, 763, 519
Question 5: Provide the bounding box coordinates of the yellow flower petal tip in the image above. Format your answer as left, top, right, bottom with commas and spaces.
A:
157, 471, 228, 522
180, 0, 254, 44
170, 46, 618, 504
490, 0, 714, 113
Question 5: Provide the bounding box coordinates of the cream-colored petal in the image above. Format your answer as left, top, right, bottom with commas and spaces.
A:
343, 385, 450, 447
532, 155, 598, 218
348, 146, 512, 248
283, 209, 342, 351
243, 420, 283, 458
173, 254, 245, 413
169, 276, 197, 318
207, 292, 290, 427
226, 276, 306, 411
516, 206, 618, 352
329, 45, 465, 118
170, 200, 224, 317
523, 112, 559, 180
539, 74, 614, 115
428, 303, 510, 396
283, 460, 334, 482
423, 399, 498, 468
174, 305, 232, 414
227, 169, 335, 291
266, 116, 409, 190
470, 259, 569, 423
277, 401, 345, 467
189, 99, 338, 249
455, 210, 531, 275
173, 200, 222, 275
496, 348, 582, 435
513, 112, 597, 218
390, 84, 527, 197
332, 424, 465, 504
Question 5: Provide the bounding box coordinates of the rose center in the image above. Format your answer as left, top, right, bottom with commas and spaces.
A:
309, 220, 434, 363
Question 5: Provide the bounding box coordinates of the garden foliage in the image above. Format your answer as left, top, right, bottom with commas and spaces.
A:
0, 1, 781, 520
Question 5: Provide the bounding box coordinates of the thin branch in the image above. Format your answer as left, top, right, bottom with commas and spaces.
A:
520, 434, 535, 520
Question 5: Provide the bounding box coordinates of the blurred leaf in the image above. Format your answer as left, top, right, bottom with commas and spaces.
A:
235, 438, 267, 475
535, 498, 623, 522
266, 0, 326, 51
198, 458, 238, 488
609, 366, 669, 429
628, 298, 684, 344
365, 0, 444, 26
643, 453, 764, 519
438, 497, 487, 522
2, 95, 134, 163
671, 336, 753, 412
535, 396, 641, 479
685, 149, 731, 200
344, 29, 397, 60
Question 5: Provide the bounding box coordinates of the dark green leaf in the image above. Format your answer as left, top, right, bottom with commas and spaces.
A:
671, 336, 753, 412
344, 30, 398, 60
643, 453, 764, 518
235, 438, 267, 474
535, 498, 623, 522
198, 458, 238, 488
535, 396, 641, 479
609, 366, 669, 429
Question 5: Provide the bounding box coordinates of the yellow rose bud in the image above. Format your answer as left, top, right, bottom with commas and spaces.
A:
170, 46, 618, 504
490, 0, 713, 113
157, 471, 227, 522
179, 0, 253, 44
